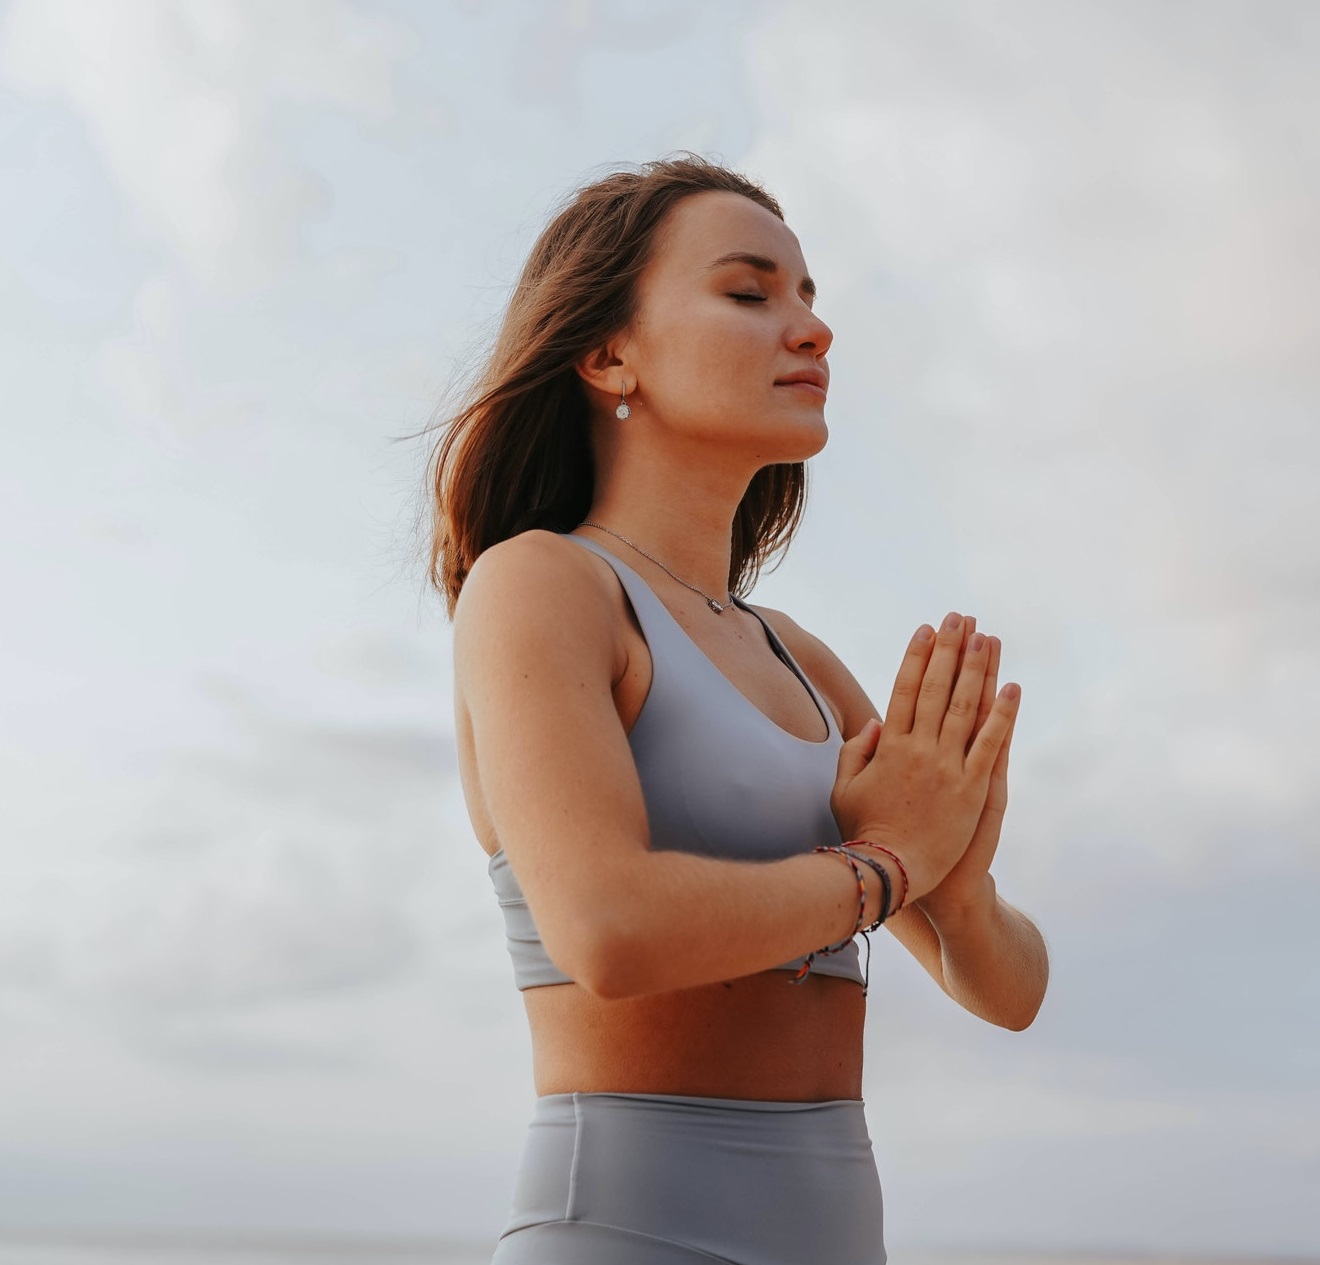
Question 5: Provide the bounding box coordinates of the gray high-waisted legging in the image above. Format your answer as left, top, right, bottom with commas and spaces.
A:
489, 1091, 887, 1264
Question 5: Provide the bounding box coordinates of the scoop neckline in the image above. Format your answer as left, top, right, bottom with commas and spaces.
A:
565, 531, 835, 748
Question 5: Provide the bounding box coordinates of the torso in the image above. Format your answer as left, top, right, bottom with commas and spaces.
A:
455, 534, 865, 1101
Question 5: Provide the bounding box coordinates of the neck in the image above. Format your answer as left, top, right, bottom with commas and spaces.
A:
580, 412, 776, 601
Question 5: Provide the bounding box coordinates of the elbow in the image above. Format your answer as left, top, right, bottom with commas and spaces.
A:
1001, 1011, 1037, 1033
548, 921, 647, 1001
1002, 990, 1048, 1032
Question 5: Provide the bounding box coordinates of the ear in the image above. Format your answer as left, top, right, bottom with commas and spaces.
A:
574, 338, 632, 402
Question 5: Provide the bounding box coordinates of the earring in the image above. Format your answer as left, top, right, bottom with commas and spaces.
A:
615, 383, 632, 420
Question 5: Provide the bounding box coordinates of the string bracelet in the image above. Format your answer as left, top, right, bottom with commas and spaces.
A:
843, 839, 909, 914
837, 847, 894, 931
836, 847, 894, 997
790, 845, 868, 986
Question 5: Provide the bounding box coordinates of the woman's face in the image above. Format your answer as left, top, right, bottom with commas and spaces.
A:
614, 190, 834, 462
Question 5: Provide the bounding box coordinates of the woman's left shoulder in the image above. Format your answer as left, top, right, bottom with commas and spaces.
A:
746, 604, 883, 740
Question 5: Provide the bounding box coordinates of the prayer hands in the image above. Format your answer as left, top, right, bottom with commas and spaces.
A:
902, 615, 1016, 917
831, 613, 1019, 906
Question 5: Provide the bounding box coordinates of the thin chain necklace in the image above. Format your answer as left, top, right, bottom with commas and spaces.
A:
579, 521, 737, 614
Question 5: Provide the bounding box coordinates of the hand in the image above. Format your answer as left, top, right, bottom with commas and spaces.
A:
919, 622, 1018, 917
830, 613, 1020, 903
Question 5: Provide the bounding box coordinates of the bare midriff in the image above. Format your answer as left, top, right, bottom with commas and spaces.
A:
522, 970, 866, 1101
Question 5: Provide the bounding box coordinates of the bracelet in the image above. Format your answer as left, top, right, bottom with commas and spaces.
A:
837, 847, 893, 931
842, 839, 909, 914
789, 845, 868, 986
836, 847, 895, 999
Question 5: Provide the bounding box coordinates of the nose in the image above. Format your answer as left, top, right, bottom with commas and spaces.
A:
789, 303, 833, 358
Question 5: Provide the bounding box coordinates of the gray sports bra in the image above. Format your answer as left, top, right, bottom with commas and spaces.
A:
487, 531, 863, 989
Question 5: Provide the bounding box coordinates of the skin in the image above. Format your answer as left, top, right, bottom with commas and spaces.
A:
453, 190, 1048, 1101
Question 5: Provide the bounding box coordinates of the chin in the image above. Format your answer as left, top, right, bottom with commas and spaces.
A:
776, 414, 829, 462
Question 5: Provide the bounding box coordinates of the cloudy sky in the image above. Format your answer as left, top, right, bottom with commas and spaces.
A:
1, 0, 1316, 1257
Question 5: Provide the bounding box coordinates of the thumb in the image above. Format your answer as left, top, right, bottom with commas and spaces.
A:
836, 717, 882, 780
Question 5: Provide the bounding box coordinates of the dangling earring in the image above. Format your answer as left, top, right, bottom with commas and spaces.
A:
615, 383, 632, 420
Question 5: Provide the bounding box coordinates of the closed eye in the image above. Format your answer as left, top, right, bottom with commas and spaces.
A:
728, 293, 766, 303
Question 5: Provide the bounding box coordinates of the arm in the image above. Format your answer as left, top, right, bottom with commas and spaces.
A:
454, 531, 883, 1000
752, 604, 1049, 1029
921, 879, 1050, 1031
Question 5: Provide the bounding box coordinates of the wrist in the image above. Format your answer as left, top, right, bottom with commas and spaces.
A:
840, 839, 909, 916
919, 873, 997, 925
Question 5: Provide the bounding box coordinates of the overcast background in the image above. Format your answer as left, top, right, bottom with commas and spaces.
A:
1, 0, 1316, 1259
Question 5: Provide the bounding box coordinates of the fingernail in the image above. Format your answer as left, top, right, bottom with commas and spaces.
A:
1003, 682, 1020, 700
916, 625, 934, 642
942, 611, 961, 631
969, 633, 986, 652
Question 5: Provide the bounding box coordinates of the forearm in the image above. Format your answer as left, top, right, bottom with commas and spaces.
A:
582, 847, 881, 999
918, 876, 1049, 1030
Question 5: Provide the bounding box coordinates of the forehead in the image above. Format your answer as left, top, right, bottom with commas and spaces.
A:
649, 190, 807, 277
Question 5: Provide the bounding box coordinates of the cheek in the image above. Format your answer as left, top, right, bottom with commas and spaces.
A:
648, 343, 744, 406
637, 314, 726, 387
643, 305, 763, 382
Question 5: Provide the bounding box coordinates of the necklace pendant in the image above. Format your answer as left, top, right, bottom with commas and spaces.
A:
708, 597, 729, 614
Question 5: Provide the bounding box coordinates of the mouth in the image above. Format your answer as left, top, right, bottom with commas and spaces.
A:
774, 369, 829, 399
775, 380, 828, 400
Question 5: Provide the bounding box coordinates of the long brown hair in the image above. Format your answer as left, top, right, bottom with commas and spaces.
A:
419, 154, 811, 620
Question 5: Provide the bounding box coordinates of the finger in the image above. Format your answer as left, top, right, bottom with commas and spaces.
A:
965, 683, 1021, 783
837, 717, 882, 780
884, 624, 938, 734
995, 699, 1016, 775
971, 635, 1001, 749
951, 615, 975, 696
911, 611, 966, 737
983, 704, 1015, 813
940, 630, 992, 750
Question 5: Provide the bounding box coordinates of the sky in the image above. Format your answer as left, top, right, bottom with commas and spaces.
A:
0, 0, 1317, 1257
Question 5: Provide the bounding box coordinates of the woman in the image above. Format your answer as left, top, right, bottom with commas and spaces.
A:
425, 155, 1047, 1264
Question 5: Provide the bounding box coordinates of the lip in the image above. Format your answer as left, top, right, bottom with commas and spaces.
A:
776, 380, 828, 400
774, 368, 829, 397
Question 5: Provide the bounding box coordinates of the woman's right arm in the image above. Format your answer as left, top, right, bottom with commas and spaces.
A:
454, 531, 1018, 999
454, 530, 884, 999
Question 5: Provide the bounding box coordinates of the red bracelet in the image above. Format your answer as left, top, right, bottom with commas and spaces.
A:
842, 840, 909, 913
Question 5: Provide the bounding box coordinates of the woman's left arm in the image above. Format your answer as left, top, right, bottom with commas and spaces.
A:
844, 871, 1050, 1030
755, 606, 1050, 1031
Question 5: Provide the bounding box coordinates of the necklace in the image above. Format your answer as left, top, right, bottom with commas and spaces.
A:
579, 521, 737, 614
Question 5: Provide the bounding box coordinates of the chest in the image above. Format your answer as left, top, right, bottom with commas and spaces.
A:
612, 603, 833, 746
610, 610, 844, 860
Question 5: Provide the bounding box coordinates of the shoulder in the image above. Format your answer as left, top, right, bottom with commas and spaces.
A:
459, 528, 609, 610
745, 603, 884, 741
454, 529, 624, 684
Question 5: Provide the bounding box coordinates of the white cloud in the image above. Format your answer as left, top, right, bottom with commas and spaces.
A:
0, 682, 461, 1015
0, 0, 411, 289
90, 272, 190, 450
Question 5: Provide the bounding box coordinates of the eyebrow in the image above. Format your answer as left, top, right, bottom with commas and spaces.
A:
706, 251, 816, 299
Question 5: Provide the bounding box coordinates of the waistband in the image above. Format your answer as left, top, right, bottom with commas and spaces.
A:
534, 1089, 865, 1113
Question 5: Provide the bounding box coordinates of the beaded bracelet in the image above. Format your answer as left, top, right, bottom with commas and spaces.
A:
837, 847, 893, 932
789, 845, 868, 986
842, 839, 909, 914
836, 847, 895, 998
